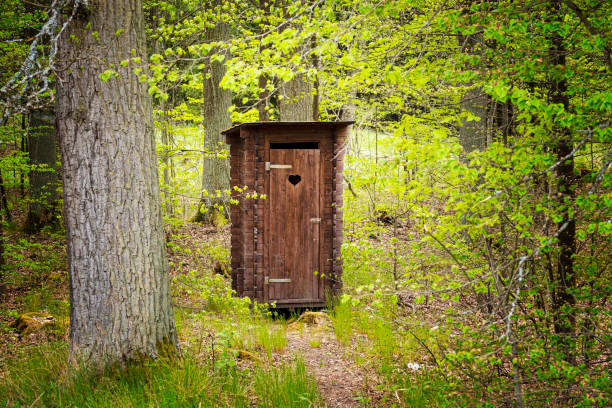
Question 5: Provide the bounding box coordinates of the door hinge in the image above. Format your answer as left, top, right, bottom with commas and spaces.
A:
310, 218, 321, 223
266, 162, 292, 171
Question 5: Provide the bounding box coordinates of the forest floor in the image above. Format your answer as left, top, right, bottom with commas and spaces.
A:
281, 315, 383, 407
171, 224, 383, 407
0, 222, 385, 407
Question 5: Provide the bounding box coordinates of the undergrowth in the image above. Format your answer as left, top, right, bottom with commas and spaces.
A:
0, 341, 318, 408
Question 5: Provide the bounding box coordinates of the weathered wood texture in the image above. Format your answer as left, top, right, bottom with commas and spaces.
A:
224, 122, 352, 308
56, 0, 177, 364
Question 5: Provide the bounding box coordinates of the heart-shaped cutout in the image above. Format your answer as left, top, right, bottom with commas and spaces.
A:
288, 174, 301, 186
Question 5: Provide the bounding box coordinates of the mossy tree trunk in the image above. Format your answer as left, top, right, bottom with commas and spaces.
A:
56, 0, 177, 366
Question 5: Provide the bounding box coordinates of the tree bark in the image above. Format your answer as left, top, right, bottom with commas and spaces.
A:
257, 73, 271, 121
56, 0, 177, 365
195, 19, 232, 226
24, 107, 60, 233
278, 73, 314, 121
457, 30, 488, 153
0, 215, 4, 299
0, 169, 11, 222
549, 0, 576, 363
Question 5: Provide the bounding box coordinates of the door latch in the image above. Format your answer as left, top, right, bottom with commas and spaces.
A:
265, 162, 292, 171
265, 276, 291, 284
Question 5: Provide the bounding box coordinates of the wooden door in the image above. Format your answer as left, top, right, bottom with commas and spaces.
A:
266, 147, 321, 304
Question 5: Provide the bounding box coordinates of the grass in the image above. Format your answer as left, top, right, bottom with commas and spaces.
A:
0, 340, 320, 408
256, 322, 288, 359
331, 300, 354, 346
0, 342, 248, 407
254, 358, 321, 408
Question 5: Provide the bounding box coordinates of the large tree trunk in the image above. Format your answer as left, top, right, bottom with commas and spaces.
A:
24, 107, 60, 233
195, 20, 232, 226
56, 0, 177, 365
278, 73, 314, 121
457, 87, 489, 152
457, 30, 489, 153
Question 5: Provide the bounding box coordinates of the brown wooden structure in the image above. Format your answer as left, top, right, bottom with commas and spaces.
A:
223, 122, 353, 308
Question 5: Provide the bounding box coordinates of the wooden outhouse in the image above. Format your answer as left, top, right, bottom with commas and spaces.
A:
222, 122, 353, 308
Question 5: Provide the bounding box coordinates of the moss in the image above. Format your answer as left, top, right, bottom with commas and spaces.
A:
288, 311, 331, 327
191, 203, 227, 229
236, 349, 262, 364
156, 337, 179, 362
9, 312, 58, 334
209, 208, 227, 228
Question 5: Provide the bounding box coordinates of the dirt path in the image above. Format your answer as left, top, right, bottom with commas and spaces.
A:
282, 313, 381, 408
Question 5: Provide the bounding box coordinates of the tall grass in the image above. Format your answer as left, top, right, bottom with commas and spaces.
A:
254, 358, 321, 408
0, 341, 317, 408
256, 322, 288, 359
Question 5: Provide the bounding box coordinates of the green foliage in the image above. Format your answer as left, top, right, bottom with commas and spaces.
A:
2, 236, 66, 286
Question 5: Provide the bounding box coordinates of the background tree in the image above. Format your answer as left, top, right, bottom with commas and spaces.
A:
194, 4, 232, 226
24, 106, 59, 233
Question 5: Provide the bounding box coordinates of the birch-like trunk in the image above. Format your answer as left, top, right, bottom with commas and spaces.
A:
56, 0, 177, 365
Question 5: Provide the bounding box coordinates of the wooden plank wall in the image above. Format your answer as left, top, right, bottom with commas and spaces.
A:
228, 134, 243, 295
240, 129, 255, 300
254, 129, 266, 303
320, 134, 334, 299
332, 126, 348, 295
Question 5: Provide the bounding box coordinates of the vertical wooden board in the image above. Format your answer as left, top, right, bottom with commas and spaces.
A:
254, 131, 266, 302
268, 148, 284, 300
228, 137, 241, 294
319, 139, 331, 294
312, 149, 321, 300
332, 126, 348, 294
263, 133, 270, 303
241, 130, 256, 300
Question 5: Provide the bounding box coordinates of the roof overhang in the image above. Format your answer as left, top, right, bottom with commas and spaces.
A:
221, 121, 355, 136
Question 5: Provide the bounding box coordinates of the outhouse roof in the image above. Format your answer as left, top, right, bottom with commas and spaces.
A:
221, 121, 355, 136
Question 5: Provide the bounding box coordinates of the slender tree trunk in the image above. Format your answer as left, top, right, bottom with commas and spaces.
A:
56, 0, 177, 366
24, 107, 60, 233
0, 170, 11, 222
0, 213, 5, 298
195, 19, 232, 226
549, 0, 576, 363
